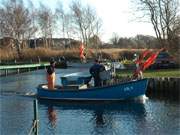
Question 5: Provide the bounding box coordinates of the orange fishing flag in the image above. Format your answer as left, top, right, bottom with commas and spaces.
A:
79, 43, 85, 59
142, 49, 163, 70
142, 50, 151, 59
135, 50, 151, 64
142, 53, 158, 70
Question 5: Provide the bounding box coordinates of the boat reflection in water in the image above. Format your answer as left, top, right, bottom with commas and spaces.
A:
39, 99, 147, 134
39, 100, 146, 114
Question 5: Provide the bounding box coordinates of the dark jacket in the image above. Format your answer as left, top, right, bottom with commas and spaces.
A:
89, 63, 105, 87
89, 63, 105, 79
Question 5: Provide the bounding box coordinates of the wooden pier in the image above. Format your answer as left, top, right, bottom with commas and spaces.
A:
0, 63, 50, 76
147, 77, 180, 98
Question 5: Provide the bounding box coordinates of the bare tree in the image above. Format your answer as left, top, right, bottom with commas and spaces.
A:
56, 3, 75, 47
0, 0, 37, 58
110, 33, 119, 46
37, 3, 56, 48
90, 17, 103, 47
132, 0, 180, 50
56, 2, 66, 38
69, 1, 102, 48
26, 0, 38, 48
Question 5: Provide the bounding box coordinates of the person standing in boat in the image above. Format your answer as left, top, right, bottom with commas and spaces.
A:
89, 59, 105, 87
47, 59, 56, 90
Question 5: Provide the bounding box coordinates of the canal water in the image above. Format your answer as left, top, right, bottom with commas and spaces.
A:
0, 67, 180, 135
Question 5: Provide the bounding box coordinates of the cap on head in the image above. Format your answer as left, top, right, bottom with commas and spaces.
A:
94, 59, 99, 63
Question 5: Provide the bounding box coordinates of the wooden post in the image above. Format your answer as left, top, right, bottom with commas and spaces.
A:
162, 77, 166, 93
165, 78, 169, 95
5, 69, 8, 76
175, 78, 179, 92
156, 78, 160, 92
152, 78, 156, 91
33, 100, 38, 135
169, 78, 174, 91
17, 68, 20, 74
149, 78, 156, 94
164, 78, 169, 96
173, 78, 176, 90
38, 56, 40, 64
177, 78, 180, 92
159, 78, 163, 92
155, 78, 159, 95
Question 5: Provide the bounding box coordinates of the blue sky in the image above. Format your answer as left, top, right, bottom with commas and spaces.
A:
2, 0, 156, 42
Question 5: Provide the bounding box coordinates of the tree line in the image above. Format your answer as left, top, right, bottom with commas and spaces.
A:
109, 34, 159, 49
0, 0, 179, 59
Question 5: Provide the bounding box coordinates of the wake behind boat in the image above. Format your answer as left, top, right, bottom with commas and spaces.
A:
37, 78, 148, 101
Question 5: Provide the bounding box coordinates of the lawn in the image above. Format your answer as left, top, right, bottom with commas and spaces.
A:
116, 69, 180, 78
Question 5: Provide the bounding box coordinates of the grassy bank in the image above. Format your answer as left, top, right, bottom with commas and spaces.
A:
116, 69, 180, 78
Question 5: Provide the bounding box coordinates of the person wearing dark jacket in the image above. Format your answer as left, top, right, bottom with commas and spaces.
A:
89, 59, 105, 87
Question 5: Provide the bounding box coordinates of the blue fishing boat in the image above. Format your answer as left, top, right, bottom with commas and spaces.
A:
37, 78, 148, 101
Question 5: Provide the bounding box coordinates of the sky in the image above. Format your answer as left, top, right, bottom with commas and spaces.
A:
6, 0, 156, 42
85, 0, 155, 40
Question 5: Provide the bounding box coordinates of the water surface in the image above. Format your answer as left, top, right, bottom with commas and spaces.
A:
0, 68, 179, 135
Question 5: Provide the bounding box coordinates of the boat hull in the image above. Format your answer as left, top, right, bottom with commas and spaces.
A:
37, 79, 148, 101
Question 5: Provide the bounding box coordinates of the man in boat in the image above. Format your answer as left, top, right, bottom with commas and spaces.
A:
89, 59, 105, 87
47, 59, 56, 89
